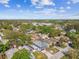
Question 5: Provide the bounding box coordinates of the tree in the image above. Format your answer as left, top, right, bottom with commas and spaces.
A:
20, 23, 34, 33
37, 26, 53, 34
67, 32, 79, 49
0, 43, 9, 53
62, 49, 79, 59
12, 49, 31, 59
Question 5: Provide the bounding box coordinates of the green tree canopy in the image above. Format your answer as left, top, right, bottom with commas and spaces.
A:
12, 49, 31, 59
67, 32, 79, 49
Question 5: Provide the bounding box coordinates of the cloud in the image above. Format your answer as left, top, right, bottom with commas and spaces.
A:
4, 4, 10, 8
59, 9, 66, 13
71, 0, 79, 3
16, 4, 21, 8
66, 6, 71, 9
31, 0, 39, 5
33, 8, 56, 14
0, 0, 10, 4
31, 0, 54, 6
40, 0, 53, 5
0, 0, 10, 7
58, 7, 66, 13
68, 15, 79, 19
67, 1, 71, 4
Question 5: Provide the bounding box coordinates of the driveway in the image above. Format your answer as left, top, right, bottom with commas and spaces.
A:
42, 50, 53, 59
5, 48, 18, 59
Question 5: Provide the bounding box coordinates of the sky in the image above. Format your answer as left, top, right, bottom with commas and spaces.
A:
0, 0, 79, 19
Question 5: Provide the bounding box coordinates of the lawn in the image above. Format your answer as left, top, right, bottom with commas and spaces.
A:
61, 56, 69, 59
60, 42, 67, 48
47, 47, 59, 54
33, 51, 48, 59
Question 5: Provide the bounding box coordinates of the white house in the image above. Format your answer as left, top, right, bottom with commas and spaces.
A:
70, 29, 76, 33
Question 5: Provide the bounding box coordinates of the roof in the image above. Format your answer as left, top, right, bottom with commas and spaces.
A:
32, 40, 48, 50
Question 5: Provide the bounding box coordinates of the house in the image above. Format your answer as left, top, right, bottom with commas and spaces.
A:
60, 35, 70, 42
55, 24, 64, 30
32, 22, 52, 26
52, 36, 61, 45
38, 34, 53, 44
31, 33, 41, 41
70, 29, 76, 33
0, 36, 9, 45
31, 33, 54, 50
0, 32, 4, 36
60, 31, 66, 35
13, 27, 19, 31
31, 40, 49, 51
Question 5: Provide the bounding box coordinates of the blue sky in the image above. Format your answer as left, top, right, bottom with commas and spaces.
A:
0, 0, 79, 19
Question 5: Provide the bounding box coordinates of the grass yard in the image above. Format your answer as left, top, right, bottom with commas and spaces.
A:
61, 56, 69, 59
33, 51, 48, 59
47, 47, 59, 54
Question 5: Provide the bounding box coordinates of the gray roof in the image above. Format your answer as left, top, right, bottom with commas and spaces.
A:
33, 40, 48, 49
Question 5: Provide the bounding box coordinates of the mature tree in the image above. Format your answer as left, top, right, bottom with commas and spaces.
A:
37, 26, 53, 34
12, 49, 31, 59
20, 23, 34, 33
0, 43, 9, 53
67, 32, 79, 49
62, 49, 79, 59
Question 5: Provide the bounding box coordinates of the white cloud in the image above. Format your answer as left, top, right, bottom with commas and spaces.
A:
16, 4, 21, 8
35, 6, 43, 8
68, 15, 79, 19
34, 8, 56, 13
4, 4, 10, 8
66, 6, 71, 9
40, 0, 53, 5
71, 0, 79, 3
59, 7, 64, 10
33, 8, 56, 15
31, 0, 39, 5
59, 9, 66, 13
59, 7, 66, 13
0, 0, 10, 4
31, 0, 54, 6
67, 1, 71, 4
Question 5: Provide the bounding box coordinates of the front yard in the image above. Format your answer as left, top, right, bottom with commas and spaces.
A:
46, 47, 59, 54
33, 51, 48, 59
